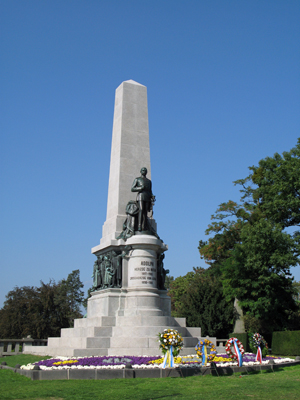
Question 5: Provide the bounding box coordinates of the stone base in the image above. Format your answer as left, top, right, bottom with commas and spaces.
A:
26, 234, 209, 358
25, 312, 204, 357
25, 288, 207, 358
87, 288, 171, 318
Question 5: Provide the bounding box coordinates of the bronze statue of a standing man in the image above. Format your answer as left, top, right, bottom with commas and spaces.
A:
131, 167, 153, 231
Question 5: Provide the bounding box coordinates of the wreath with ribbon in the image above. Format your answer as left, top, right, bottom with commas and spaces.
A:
195, 339, 217, 365
157, 328, 183, 368
158, 328, 183, 357
225, 337, 245, 366
251, 332, 268, 363
251, 333, 268, 349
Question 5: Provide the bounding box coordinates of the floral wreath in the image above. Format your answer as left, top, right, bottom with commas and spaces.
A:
225, 337, 245, 361
251, 333, 268, 349
195, 339, 217, 362
158, 328, 183, 356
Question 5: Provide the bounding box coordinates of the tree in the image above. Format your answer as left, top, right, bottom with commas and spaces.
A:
164, 275, 174, 290
198, 201, 246, 273
293, 281, 300, 304
54, 270, 84, 327
169, 268, 235, 337
33, 280, 63, 338
199, 139, 300, 332
0, 286, 38, 338
0, 270, 84, 339
240, 138, 300, 229
221, 219, 299, 331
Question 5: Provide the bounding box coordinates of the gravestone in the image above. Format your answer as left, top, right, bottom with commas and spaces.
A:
25, 80, 208, 357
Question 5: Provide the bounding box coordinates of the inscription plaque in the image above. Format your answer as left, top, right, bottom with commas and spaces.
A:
128, 251, 157, 288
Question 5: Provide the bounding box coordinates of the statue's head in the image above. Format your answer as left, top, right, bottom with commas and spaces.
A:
140, 167, 147, 176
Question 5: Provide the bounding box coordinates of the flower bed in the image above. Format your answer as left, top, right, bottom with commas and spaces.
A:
20, 353, 294, 370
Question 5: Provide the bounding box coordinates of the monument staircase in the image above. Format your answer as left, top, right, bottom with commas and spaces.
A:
26, 263, 209, 358
36, 315, 203, 357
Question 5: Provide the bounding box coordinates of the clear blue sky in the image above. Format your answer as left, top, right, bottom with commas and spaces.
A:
1, 0, 299, 309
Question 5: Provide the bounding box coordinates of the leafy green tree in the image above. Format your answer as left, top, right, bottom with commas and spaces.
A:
198, 201, 245, 273
164, 275, 174, 290
199, 139, 300, 332
0, 286, 38, 338
0, 270, 84, 339
221, 219, 299, 331
54, 269, 84, 327
239, 138, 300, 228
169, 268, 235, 337
293, 281, 300, 304
33, 280, 63, 338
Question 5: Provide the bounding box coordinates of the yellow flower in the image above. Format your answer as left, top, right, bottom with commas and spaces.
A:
53, 359, 79, 366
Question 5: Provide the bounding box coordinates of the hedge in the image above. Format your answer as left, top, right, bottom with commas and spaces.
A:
272, 331, 300, 356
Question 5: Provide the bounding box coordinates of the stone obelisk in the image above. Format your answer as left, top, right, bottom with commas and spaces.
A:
93, 80, 154, 251
90, 79, 168, 318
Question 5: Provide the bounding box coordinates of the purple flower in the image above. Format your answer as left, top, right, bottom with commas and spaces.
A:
35, 356, 161, 368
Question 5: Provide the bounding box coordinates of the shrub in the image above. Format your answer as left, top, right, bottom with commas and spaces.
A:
272, 330, 300, 356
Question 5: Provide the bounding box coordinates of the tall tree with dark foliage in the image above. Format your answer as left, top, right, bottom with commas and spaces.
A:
0, 270, 84, 339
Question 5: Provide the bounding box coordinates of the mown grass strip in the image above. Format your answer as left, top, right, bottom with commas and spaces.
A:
0, 358, 299, 400
0, 354, 52, 368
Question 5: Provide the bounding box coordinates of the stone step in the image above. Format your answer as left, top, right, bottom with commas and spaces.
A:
92, 327, 113, 337
180, 347, 200, 356
48, 336, 86, 349
110, 336, 153, 349
107, 336, 199, 349
48, 336, 113, 350
73, 348, 109, 357
115, 315, 186, 327
107, 347, 161, 356
98, 325, 199, 338
185, 327, 201, 337
45, 347, 77, 357
73, 315, 187, 328
60, 326, 97, 338
61, 325, 197, 340
183, 337, 198, 347
51, 336, 199, 350
61, 326, 113, 338
48, 334, 200, 350
86, 337, 111, 348
104, 346, 199, 357
47, 337, 62, 347
74, 316, 116, 328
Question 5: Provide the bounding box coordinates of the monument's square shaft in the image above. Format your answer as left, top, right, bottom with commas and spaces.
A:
95, 80, 152, 250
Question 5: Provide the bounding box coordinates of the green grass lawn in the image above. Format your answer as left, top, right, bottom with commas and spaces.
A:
0, 355, 299, 400
0, 354, 52, 368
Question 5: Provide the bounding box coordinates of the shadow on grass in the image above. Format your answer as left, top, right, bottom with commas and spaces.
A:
147, 395, 183, 399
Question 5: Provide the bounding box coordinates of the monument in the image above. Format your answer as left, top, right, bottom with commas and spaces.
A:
233, 298, 246, 333
25, 80, 207, 357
